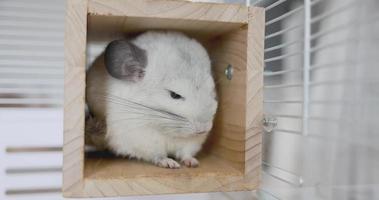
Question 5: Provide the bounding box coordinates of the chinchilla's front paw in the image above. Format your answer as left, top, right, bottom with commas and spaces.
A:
182, 157, 199, 168
155, 157, 181, 169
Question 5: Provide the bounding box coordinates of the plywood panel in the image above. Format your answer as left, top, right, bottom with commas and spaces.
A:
88, 0, 248, 23
207, 27, 248, 170
88, 15, 246, 41
245, 7, 265, 177
80, 155, 256, 197
62, 0, 87, 197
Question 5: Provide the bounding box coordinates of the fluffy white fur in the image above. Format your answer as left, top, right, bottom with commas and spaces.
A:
86, 31, 218, 168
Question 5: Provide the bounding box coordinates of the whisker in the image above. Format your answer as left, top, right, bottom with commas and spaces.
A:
110, 109, 183, 122
162, 127, 194, 135
92, 92, 189, 123
159, 122, 192, 128
103, 109, 185, 122
104, 93, 187, 120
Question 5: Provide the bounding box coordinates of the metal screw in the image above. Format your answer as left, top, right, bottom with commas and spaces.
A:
225, 64, 233, 80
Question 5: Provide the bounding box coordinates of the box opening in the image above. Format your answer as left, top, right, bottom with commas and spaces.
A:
84, 14, 252, 182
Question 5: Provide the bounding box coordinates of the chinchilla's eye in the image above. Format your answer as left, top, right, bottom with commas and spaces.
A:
169, 91, 183, 100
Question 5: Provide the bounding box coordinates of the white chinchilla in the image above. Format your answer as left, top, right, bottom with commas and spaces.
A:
86, 31, 218, 168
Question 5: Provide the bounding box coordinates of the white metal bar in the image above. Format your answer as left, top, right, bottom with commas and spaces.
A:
310, 60, 354, 71
264, 52, 302, 62
265, 0, 287, 11
0, 76, 62, 81
309, 79, 369, 87
302, 0, 311, 137
273, 129, 303, 135
5, 166, 61, 174
308, 100, 348, 106
264, 68, 303, 76
0, 29, 63, 38
264, 83, 303, 89
264, 100, 303, 104
0, 15, 63, 23
308, 116, 341, 122
0, 79, 62, 85
0, 39, 63, 48
310, 1, 358, 24
266, 5, 304, 26
277, 115, 302, 119
0, 63, 62, 69
309, 99, 379, 105
265, 23, 303, 39
0, 12, 63, 21
0, 98, 62, 104
0, 20, 63, 30
310, 22, 353, 41
310, 37, 355, 53
0, 50, 63, 58
0, 88, 62, 95
0, 4, 64, 13
1, 42, 62, 50
0, 25, 62, 33
311, 15, 379, 41
265, 40, 303, 52
0, 67, 62, 74
267, 114, 303, 119
0, 83, 61, 89
5, 187, 61, 196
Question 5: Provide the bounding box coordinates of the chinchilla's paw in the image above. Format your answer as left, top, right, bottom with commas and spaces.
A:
182, 157, 199, 168
156, 157, 181, 169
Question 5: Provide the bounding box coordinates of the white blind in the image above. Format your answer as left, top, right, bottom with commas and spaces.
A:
0, 0, 64, 108
0, 0, 64, 199
0, 0, 260, 199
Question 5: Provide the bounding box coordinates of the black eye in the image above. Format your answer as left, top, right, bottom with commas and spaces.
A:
169, 91, 183, 100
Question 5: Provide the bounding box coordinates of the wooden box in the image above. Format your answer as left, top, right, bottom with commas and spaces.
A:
63, 0, 264, 197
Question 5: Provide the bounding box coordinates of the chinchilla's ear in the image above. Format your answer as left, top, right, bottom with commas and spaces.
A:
104, 40, 147, 82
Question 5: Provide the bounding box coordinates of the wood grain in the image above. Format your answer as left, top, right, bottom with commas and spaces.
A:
88, 0, 248, 23
63, 0, 87, 197
245, 7, 265, 178
88, 15, 246, 41
80, 155, 257, 197
63, 0, 265, 197
208, 28, 249, 170
205, 6, 264, 186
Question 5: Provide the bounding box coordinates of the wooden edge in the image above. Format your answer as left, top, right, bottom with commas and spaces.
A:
63, 0, 88, 197
87, 0, 249, 23
245, 6, 265, 180
79, 172, 260, 197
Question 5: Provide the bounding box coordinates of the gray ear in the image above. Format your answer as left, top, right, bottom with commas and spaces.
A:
104, 40, 147, 82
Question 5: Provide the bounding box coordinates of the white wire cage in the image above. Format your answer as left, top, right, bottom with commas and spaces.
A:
258, 0, 379, 199
0, 0, 379, 199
